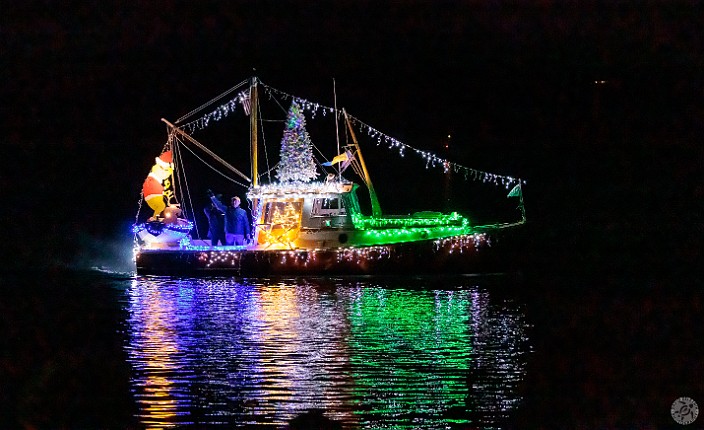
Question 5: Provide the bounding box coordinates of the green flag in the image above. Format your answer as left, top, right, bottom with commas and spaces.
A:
507, 183, 522, 198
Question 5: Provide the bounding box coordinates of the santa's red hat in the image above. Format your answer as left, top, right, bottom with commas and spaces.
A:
155, 150, 173, 168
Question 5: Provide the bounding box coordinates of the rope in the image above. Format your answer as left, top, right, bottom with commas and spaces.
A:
261, 83, 291, 115
171, 140, 187, 216
259, 101, 273, 183
260, 81, 524, 189
133, 193, 144, 245
173, 139, 202, 240
175, 79, 249, 124
258, 162, 279, 182
178, 140, 249, 188
473, 219, 526, 231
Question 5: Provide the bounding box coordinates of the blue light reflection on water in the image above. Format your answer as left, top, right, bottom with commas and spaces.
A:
124, 276, 531, 428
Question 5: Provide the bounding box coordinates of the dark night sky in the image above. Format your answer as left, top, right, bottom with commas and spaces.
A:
1, 1, 703, 273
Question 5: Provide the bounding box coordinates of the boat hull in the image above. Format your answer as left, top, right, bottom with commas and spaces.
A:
135, 231, 517, 276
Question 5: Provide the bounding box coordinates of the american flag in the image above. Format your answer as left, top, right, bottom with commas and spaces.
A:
239, 91, 251, 116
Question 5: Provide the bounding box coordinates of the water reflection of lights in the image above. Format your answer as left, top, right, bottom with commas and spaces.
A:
470, 289, 531, 425
124, 277, 530, 428
253, 285, 357, 423
126, 280, 187, 428
125, 278, 359, 427
347, 287, 475, 427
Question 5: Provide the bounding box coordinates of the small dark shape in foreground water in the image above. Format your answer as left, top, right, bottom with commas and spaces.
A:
286, 409, 342, 430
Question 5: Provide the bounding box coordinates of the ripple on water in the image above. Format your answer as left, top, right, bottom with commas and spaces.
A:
123, 276, 531, 428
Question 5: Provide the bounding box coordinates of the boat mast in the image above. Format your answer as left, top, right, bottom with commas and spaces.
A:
251, 77, 259, 187
343, 109, 382, 217
333, 78, 341, 181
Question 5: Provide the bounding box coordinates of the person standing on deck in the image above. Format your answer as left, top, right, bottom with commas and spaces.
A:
209, 192, 251, 246
204, 194, 226, 247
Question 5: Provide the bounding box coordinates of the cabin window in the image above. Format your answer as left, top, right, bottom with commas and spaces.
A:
312, 198, 346, 216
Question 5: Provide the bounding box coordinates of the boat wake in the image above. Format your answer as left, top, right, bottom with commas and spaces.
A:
90, 266, 135, 276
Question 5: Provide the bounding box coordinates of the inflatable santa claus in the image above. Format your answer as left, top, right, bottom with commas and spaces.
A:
142, 150, 173, 218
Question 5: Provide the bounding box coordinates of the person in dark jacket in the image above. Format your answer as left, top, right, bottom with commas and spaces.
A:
209, 191, 251, 246
203, 195, 226, 247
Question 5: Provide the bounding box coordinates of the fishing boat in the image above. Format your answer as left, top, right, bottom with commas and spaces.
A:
133, 77, 526, 275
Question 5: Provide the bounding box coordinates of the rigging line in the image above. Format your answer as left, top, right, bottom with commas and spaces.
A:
171, 135, 180, 197
315, 158, 330, 173
261, 82, 336, 116
263, 81, 524, 185
176, 97, 240, 134
172, 139, 190, 218
172, 140, 189, 218
166, 138, 183, 205
345, 142, 364, 179
262, 82, 353, 170
346, 113, 523, 185
162, 130, 172, 153
311, 141, 330, 161
258, 161, 279, 179
350, 159, 364, 180
172, 136, 182, 206
163, 118, 251, 182
178, 141, 250, 188
173, 138, 202, 239
132, 192, 144, 253
133, 193, 144, 232
261, 83, 297, 115
333, 78, 341, 180
257, 101, 273, 183
474, 219, 526, 230
261, 83, 333, 166
343, 124, 364, 179
175, 79, 249, 124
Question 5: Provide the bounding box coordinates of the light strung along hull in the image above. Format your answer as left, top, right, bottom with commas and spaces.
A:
134, 227, 520, 276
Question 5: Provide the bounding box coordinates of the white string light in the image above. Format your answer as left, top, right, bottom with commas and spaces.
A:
177, 90, 254, 135
261, 82, 525, 189
167, 81, 525, 190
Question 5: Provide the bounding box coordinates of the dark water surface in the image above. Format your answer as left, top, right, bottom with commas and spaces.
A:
1, 270, 702, 429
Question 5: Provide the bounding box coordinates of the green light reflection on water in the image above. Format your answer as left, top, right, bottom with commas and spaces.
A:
347, 287, 474, 428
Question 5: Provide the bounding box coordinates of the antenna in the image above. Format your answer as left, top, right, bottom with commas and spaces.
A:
333, 78, 341, 180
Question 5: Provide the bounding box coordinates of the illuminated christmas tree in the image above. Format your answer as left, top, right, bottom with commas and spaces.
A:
276, 101, 319, 182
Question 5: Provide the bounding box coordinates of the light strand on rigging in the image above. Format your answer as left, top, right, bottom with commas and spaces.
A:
260, 82, 525, 189
176, 79, 249, 124
167, 79, 526, 190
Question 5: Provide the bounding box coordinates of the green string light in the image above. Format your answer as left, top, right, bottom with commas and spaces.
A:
351, 212, 469, 230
